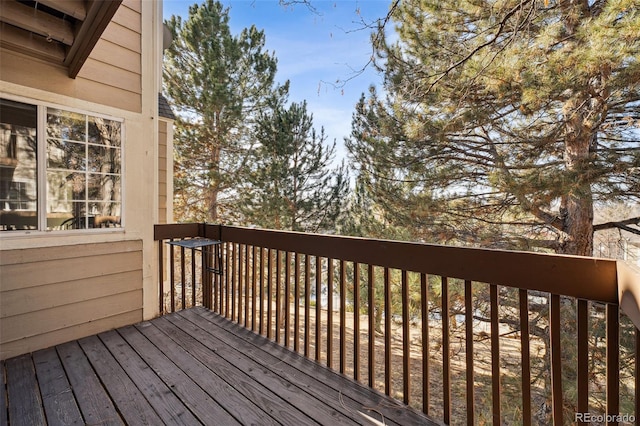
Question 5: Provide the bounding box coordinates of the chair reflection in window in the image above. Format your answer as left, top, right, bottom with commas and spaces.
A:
59, 215, 121, 229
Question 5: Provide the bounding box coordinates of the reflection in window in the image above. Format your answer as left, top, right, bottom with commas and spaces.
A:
46, 109, 122, 230
0, 98, 122, 231
0, 99, 37, 231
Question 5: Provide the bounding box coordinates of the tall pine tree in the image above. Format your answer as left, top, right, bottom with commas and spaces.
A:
164, 0, 288, 222
352, 0, 640, 255
240, 100, 348, 233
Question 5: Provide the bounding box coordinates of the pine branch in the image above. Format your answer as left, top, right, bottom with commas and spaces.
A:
593, 217, 640, 235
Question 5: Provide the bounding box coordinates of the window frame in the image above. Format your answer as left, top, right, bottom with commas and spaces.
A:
1, 94, 125, 234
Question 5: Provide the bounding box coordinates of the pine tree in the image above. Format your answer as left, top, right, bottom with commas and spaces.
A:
355, 0, 640, 255
164, 0, 288, 223
239, 100, 348, 233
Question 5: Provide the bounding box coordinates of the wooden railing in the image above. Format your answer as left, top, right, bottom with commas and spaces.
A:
155, 223, 640, 425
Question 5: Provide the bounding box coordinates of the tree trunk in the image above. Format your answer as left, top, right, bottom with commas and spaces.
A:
208, 139, 221, 223
207, 187, 218, 223
559, 94, 597, 256
559, 192, 593, 256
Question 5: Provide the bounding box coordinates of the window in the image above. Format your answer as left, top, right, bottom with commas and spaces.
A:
0, 98, 123, 231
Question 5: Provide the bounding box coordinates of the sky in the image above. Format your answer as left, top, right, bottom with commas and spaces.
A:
162, 0, 392, 159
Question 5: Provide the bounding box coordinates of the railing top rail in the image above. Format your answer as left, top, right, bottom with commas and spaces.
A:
219, 225, 619, 304
155, 223, 620, 304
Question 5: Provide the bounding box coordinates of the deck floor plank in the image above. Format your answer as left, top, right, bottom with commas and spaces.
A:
187, 307, 438, 426
137, 319, 310, 426
178, 310, 412, 425
32, 347, 83, 426
157, 317, 336, 425
5, 354, 46, 426
3, 307, 439, 426
78, 335, 164, 425
162, 312, 363, 426
56, 341, 124, 426
117, 325, 241, 426
97, 329, 201, 425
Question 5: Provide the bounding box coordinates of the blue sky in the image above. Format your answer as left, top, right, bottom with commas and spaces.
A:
162, 0, 391, 159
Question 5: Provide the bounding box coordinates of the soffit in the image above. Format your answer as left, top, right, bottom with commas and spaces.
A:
0, 0, 123, 78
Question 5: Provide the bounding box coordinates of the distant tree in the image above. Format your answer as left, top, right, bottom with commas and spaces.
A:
239, 100, 348, 233
164, 0, 288, 223
352, 0, 640, 256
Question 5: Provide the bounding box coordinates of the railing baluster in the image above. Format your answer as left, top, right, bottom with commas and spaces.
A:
294, 253, 301, 353
202, 242, 208, 309
238, 244, 244, 325
259, 247, 265, 336
276, 249, 282, 344
385, 267, 391, 396
158, 241, 164, 315
170, 241, 175, 312
214, 243, 219, 314
354, 262, 361, 382
465, 280, 474, 425
402, 270, 410, 405
244, 245, 250, 328
191, 247, 196, 308
576, 299, 588, 425
327, 258, 334, 369
316, 256, 322, 362
421, 273, 429, 415
225, 242, 231, 318
252, 246, 257, 332
180, 246, 186, 309
606, 304, 619, 424
442, 276, 451, 424
267, 249, 273, 340
231, 243, 237, 321
519, 288, 531, 426
550, 294, 562, 425
339, 260, 346, 374
368, 264, 375, 388
490, 284, 500, 426
304, 254, 311, 358
285, 252, 291, 348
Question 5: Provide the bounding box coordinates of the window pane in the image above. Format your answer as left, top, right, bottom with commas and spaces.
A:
47, 171, 86, 203
0, 99, 37, 231
48, 201, 87, 230
47, 109, 86, 142
89, 202, 121, 228
88, 117, 121, 146
88, 174, 120, 201
47, 139, 86, 171
88, 145, 120, 174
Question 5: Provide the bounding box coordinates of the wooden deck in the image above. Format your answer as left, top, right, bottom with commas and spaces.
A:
1, 307, 438, 426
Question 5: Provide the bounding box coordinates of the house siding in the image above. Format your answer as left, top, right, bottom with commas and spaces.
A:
0, 0, 142, 113
0, 240, 143, 360
0, 0, 162, 360
158, 120, 168, 224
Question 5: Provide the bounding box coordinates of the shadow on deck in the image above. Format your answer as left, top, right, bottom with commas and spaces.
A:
1, 307, 438, 425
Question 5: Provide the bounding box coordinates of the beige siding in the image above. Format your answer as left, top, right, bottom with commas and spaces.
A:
0, 0, 142, 113
158, 121, 168, 224
0, 240, 143, 360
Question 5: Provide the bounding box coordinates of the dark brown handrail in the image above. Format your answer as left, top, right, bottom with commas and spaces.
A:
155, 223, 640, 425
